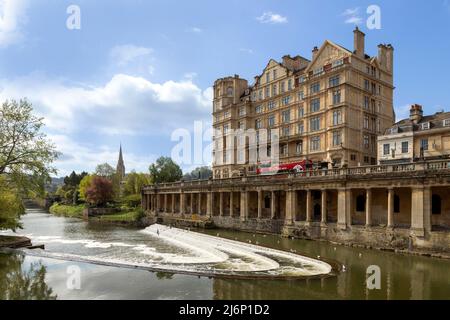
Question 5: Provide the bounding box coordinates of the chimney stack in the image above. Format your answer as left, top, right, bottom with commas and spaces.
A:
312, 46, 319, 60
410, 104, 423, 124
353, 27, 365, 58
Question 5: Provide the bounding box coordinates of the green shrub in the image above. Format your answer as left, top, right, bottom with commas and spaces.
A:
49, 203, 85, 218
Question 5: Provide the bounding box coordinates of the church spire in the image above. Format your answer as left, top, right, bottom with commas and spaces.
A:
116, 144, 125, 181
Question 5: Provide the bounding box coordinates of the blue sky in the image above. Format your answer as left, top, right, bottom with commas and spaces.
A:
1, 0, 449, 176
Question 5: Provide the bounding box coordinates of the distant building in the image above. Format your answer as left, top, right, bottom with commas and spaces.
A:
378, 104, 450, 164
116, 144, 126, 182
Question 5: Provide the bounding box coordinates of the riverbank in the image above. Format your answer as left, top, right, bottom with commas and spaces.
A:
49, 203, 150, 227
0, 235, 32, 248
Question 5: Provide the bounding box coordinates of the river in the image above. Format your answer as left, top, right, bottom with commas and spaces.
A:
0, 208, 449, 300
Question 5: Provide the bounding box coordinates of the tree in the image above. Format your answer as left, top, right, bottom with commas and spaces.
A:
78, 174, 94, 201
63, 171, 88, 188
0, 99, 58, 195
124, 171, 151, 195
85, 176, 113, 207
0, 99, 58, 230
149, 157, 182, 184
95, 163, 115, 179
183, 166, 212, 181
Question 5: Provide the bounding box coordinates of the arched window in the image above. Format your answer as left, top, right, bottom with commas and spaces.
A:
356, 195, 365, 212
394, 195, 400, 213
432, 194, 442, 215
227, 87, 233, 96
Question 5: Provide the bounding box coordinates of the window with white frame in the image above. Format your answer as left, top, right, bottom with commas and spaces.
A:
333, 110, 342, 125
310, 136, 321, 151
281, 110, 290, 123
310, 116, 321, 132
310, 98, 320, 112
333, 130, 342, 146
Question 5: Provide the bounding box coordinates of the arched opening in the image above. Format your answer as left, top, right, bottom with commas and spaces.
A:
432, 194, 442, 215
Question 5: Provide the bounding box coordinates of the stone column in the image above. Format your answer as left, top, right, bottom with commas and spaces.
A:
190, 193, 194, 214
164, 194, 168, 213
387, 188, 394, 228
156, 194, 160, 214
285, 190, 295, 225
240, 191, 248, 221
198, 193, 202, 215
321, 189, 327, 225
219, 192, 224, 216
306, 190, 312, 223
171, 193, 175, 214
411, 186, 431, 237
257, 190, 263, 219
180, 193, 185, 216
337, 188, 351, 229
206, 192, 212, 217
271, 191, 276, 219
365, 188, 372, 227
229, 192, 234, 217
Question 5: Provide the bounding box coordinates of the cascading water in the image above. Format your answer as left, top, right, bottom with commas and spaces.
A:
8, 210, 333, 279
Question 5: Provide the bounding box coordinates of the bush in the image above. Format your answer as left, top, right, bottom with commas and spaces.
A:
120, 194, 141, 208
49, 203, 85, 218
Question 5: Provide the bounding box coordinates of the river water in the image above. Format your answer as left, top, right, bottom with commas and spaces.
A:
0, 208, 449, 300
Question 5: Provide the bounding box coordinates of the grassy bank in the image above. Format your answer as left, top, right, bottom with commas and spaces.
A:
48, 203, 145, 225
49, 203, 85, 218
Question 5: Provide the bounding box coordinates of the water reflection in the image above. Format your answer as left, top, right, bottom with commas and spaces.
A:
0, 253, 57, 300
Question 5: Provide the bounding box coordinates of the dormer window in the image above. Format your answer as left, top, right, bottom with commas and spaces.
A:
444, 119, 450, 127
390, 127, 399, 134
421, 122, 430, 130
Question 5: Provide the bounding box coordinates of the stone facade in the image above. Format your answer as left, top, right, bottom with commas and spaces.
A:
212, 28, 395, 179
142, 161, 450, 253
378, 104, 450, 164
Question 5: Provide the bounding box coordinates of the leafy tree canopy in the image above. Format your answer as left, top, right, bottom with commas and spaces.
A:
149, 157, 182, 184
183, 166, 212, 181
95, 163, 116, 179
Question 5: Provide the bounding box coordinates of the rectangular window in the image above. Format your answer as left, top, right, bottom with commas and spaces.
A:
268, 115, 275, 127
268, 101, 276, 110
310, 136, 321, 151
255, 105, 263, 114
298, 106, 304, 118
272, 84, 277, 96
282, 96, 291, 105
401, 141, 409, 154
421, 122, 430, 130
288, 79, 292, 90
421, 139, 428, 151
333, 110, 342, 125
266, 73, 270, 83
259, 90, 263, 100
333, 90, 341, 104
265, 87, 270, 99
364, 96, 370, 109
311, 82, 320, 94
310, 98, 320, 112
238, 121, 245, 129
383, 144, 390, 155
310, 117, 321, 132
282, 126, 290, 136
281, 81, 285, 93
255, 119, 262, 129
364, 79, 370, 91
282, 110, 290, 123
329, 75, 340, 87
364, 135, 369, 149
296, 142, 303, 154
298, 121, 304, 134
364, 116, 369, 129
333, 131, 342, 146
281, 144, 288, 155
273, 69, 277, 79
224, 111, 230, 118
298, 90, 304, 100
239, 106, 246, 116
223, 124, 229, 134
444, 119, 450, 127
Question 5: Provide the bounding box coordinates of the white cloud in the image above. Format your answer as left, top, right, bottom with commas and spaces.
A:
49, 134, 157, 176
0, 0, 28, 47
186, 27, 203, 33
342, 7, 363, 25
256, 12, 288, 24
0, 73, 213, 136
239, 48, 254, 54
110, 44, 153, 66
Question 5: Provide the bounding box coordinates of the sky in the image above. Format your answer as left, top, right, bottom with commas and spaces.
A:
0, 0, 449, 177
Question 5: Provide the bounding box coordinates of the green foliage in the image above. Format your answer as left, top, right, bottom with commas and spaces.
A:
49, 203, 85, 218
63, 171, 88, 188
120, 194, 141, 208
0, 180, 25, 231
149, 156, 182, 184
183, 166, 212, 181
94, 208, 145, 223
95, 163, 116, 179
124, 171, 151, 195
0, 99, 58, 197
78, 174, 94, 201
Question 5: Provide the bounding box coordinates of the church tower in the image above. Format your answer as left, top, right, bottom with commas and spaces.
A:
116, 144, 126, 182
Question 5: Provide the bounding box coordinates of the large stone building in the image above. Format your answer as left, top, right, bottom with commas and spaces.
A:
378, 104, 450, 164
212, 28, 395, 179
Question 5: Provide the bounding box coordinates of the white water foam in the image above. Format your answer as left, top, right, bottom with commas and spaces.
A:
17, 224, 332, 278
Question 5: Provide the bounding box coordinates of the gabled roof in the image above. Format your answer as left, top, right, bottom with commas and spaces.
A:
305, 40, 352, 73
